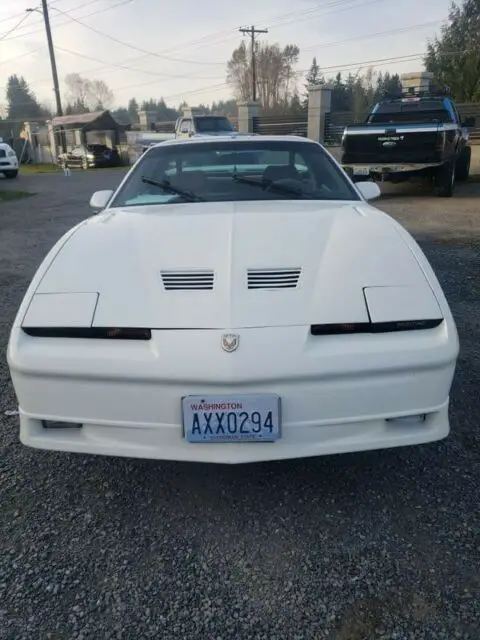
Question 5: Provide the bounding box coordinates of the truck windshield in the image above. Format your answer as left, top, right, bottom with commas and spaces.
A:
194, 117, 234, 133
368, 100, 453, 125
110, 139, 360, 207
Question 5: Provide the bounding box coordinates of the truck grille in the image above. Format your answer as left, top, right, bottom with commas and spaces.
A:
161, 270, 214, 290
247, 268, 301, 289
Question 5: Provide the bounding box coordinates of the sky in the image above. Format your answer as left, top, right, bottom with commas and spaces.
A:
0, 0, 453, 113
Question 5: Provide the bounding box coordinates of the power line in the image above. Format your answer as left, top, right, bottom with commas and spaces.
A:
47, 4, 231, 65
0, 11, 32, 41
2, 0, 134, 42
54, 45, 225, 81
301, 19, 445, 53
239, 26, 268, 102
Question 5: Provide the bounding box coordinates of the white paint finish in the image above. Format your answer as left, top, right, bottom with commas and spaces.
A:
33, 201, 433, 328
6, 136, 460, 463
356, 182, 381, 200
22, 293, 98, 328
89, 190, 113, 211
364, 286, 442, 323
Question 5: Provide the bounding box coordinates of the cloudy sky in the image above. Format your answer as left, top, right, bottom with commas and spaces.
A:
0, 0, 452, 112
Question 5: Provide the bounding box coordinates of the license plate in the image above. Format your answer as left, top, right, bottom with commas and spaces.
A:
182, 394, 281, 443
353, 167, 370, 176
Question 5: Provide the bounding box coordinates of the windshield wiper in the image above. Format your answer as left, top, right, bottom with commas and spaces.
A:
141, 176, 205, 202
232, 174, 309, 198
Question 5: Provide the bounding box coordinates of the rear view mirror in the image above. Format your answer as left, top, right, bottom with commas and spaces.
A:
461, 116, 475, 128
89, 190, 113, 212
356, 181, 381, 201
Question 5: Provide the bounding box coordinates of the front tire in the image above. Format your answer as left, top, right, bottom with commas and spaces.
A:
434, 160, 455, 197
456, 146, 471, 182
3, 170, 18, 179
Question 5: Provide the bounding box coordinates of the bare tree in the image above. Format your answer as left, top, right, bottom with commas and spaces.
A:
64, 73, 114, 112
226, 42, 251, 102
88, 79, 114, 111
226, 41, 300, 113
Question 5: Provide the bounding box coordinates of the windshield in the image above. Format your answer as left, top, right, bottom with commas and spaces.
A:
368, 100, 453, 124
110, 139, 360, 208
194, 117, 234, 133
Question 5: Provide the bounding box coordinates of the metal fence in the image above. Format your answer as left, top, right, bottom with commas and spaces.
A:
252, 115, 308, 136
457, 102, 480, 141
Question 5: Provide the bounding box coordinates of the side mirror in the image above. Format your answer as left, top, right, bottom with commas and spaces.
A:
89, 190, 113, 213
461, 116, 475, 128
356, 181, 381, 201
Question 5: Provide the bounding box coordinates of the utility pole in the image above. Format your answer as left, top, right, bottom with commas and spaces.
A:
41, 0, 63, 117
28, 2, 63, 117
239, 25, 268, 102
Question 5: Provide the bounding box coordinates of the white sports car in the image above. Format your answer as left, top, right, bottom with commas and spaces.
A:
7, 135, 459, 464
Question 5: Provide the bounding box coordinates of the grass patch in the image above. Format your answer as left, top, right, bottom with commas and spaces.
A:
19, 163, 60, 174
0, 190, 35, 202
19, 163, 128, 174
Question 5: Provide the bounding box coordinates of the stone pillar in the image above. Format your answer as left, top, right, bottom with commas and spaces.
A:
23, 121, 38, 162
237, 102, 260, 134
307, 85, 332, 144
47, 121, 58, 162
138, 110, 157, 131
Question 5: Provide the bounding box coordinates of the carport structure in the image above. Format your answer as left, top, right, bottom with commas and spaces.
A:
50, 110, 128, 156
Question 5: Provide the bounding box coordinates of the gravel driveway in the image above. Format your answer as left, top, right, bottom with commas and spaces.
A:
1, 170, 479, 639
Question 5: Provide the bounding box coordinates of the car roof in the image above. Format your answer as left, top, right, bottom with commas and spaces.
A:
148, 134, 318, 150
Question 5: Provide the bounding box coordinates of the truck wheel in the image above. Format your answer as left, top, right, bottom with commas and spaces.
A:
3, 170, 18, 179
434, 160, 455, 197
456, 146, 471, 182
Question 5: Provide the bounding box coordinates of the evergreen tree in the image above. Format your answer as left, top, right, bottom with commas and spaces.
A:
302, 57, 324, 109
425, 0, 480, 101
6, 75, 43, 121
127, 98, 139, 123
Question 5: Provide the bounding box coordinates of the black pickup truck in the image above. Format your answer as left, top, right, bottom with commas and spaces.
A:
340, 92, 475, 197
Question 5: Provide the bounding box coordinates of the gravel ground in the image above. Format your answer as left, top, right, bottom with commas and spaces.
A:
1, 170, 479, 640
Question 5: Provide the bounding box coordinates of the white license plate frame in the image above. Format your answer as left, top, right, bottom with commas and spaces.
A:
182, 394, 281, 443
353, 167, 371, 176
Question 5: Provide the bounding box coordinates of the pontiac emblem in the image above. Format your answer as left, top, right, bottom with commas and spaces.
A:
221, 333, 239, 352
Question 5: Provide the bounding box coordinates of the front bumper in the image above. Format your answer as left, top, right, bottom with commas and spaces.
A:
7, 323, 459, 463
0, 157, 18, 171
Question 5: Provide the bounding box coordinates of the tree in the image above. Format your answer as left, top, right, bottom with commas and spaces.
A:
425, 0, 480, 101
64, 73, 114, 112
302, 57, 324, 109
226, 41, 300, 112
88, 79, 114, 111
6, 75, 43, 121
140, 98, 178, 121
127, 98, 139, 123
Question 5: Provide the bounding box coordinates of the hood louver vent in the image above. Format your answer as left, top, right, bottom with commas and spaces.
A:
247, 268, 302, 290
161, 270, 214, 290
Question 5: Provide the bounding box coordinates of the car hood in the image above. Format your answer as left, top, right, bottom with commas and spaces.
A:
32, 200, 439, 329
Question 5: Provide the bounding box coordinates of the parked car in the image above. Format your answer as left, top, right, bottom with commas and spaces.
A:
175, 114, 235, 138
0, 141, 19, 179
58, 144, 121, 170
341, 90, 475, 196
7, 135, 459, 464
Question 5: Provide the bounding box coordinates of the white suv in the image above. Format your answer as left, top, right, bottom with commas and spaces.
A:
0, 142, 19, 179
